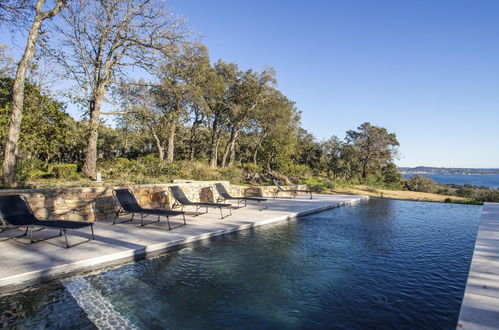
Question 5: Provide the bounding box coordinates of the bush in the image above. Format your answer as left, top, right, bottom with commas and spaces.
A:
299, 177, 335, 192
219, 166, 243, 184
455, 186, 476, 199
405, 175, 438, 193
49, 163, 80, 180
17, 158, 48, 181
281, 163, 311, 181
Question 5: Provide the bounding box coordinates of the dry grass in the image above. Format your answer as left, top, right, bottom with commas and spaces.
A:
328, 185, 466, 203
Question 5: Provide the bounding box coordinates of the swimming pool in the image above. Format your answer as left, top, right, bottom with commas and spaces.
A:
0, 199, 482, 329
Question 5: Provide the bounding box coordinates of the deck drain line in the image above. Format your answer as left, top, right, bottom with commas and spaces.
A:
63, 277, 138, 330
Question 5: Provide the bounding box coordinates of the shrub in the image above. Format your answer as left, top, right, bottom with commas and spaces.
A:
49, 163, 80, 179
17, 158, 48, 181
281, 163, 311, 181
405, 175, 438, 193
219, 166, 243, 184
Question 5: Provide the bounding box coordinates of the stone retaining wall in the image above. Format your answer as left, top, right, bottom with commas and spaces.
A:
0, 181, 308, 221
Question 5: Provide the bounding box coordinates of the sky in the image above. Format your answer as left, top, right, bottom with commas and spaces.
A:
1, 0, 499, 168
165, 0, 499, 168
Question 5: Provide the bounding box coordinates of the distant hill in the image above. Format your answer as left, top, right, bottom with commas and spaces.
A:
398, 166, 499, 175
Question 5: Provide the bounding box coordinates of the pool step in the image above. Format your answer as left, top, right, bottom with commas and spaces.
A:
63, 277, 138, 329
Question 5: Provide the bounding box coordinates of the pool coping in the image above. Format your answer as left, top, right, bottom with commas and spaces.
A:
0, 195, 368, 295
457, 202, 499, 329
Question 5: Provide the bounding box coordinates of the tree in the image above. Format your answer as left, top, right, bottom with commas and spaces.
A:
0, 77, 74, 163
2, 0, 65, 187
319, 136, 343, 178
156, 42, 210, 163
345, 122, 399, 180
220, 67, 275, 167
0, 45, 15, 77
202, 60, 234, 168
50, 0, 187, 178
117, 81, 168, 160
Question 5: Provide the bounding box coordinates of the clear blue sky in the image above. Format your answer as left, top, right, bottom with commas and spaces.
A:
1, 1, 498, 168
166, 0, 499, 168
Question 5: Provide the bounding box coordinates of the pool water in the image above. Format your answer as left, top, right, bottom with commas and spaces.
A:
0, 199, 482, 329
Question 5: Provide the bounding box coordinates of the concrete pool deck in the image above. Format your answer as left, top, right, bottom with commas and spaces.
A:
458, 202, 499, 329
0, 194, 367, 294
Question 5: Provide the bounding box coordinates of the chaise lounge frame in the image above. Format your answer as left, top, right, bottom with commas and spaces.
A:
213, 183, 268, 211
168, 186, 232, 219
112, 189, 186, 230
273, 179, 313, 199
0, 194, 95, 248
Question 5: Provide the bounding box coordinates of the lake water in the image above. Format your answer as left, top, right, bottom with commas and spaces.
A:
402, 174, 499, 188
0, 199, 482, 329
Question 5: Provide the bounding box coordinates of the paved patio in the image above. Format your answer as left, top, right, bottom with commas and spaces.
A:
0, 194, 367, 294
458, 202, 499, 329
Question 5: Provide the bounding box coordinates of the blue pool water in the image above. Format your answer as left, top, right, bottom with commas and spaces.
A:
0, 199, 482, 329
403, 173, 499, 188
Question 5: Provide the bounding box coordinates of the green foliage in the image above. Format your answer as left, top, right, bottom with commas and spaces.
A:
281, 163, 311, 181
17, 158, 48, 181
405, 175, 438, 193
49, 164, 80, 180
455, 185, 476, 199
299, 177, 334, 192
0, 77, 76, 163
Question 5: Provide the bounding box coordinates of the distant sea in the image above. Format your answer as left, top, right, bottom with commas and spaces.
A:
402, 174, 499, 188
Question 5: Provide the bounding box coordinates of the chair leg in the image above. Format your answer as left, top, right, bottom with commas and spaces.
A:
182, 213, 186, 225
219, 207, 223, 219
140, 214, 144, 226
59, 229, 63, 236
258, 201, 262, 211
158, 215, 161, 223
63, 229, 69, 248
310, 192, 313, 199
29, 227, 33, 244
166, 216, 171, 230
91, 225, 95, 240
113, 211, 119, 225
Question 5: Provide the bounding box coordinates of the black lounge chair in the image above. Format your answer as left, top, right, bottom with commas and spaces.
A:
273, 179, 313, 199
168, 186, 232, 219
112, 189, 185, 230
0, 194, 95, 248
213, 183, 268, 211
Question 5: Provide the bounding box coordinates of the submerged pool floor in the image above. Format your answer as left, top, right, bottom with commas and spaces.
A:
0, 199, 481, 329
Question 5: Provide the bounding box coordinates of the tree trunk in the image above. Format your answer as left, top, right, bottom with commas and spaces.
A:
3, 0, 45, 187
209, 119, 219, 168
227, 129, 239, 167
2, 0, 64, 187
151, 129, 164, 160
252, 131, 267, 165
189, 114, 202, 160
82, 85, 106, 179
166, 121, 176, 163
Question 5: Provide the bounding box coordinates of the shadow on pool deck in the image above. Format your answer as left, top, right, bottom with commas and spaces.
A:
0, 194, 368, 294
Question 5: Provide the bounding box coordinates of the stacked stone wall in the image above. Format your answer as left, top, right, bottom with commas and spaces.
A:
0, 181, 308, 221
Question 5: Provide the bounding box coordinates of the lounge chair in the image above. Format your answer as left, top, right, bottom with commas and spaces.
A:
273, 179, 313, 199
0, 194, 95, 248
112, 189, 185, 230
168, 186, 232, 219
213, 183, 268, 211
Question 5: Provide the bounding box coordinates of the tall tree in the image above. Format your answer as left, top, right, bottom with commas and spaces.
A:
345, 122, 399, 179
202, 60, 234, 168
220, 67, 275, 167
157, 42, 210, 163
2, 0, 65, 187
50, 0, 186, 178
